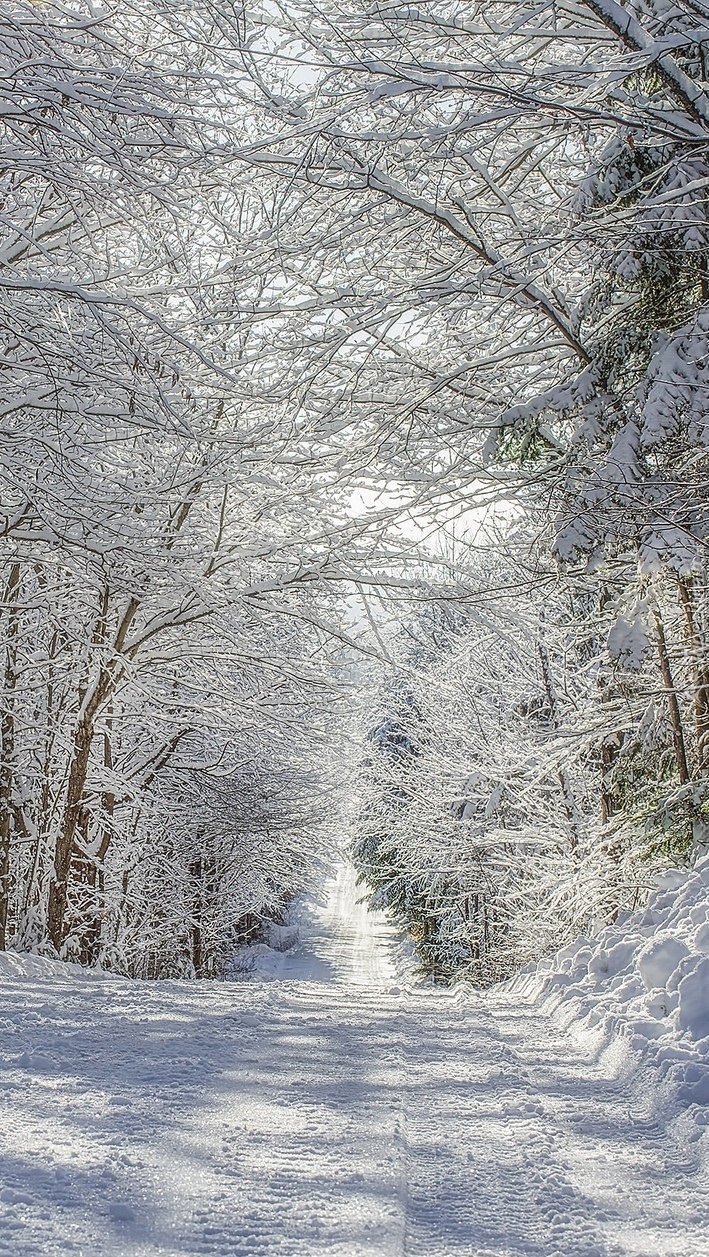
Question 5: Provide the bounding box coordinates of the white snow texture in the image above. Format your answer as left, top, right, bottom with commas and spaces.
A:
1, 862, 708, 1256
510, 853, 709, 1111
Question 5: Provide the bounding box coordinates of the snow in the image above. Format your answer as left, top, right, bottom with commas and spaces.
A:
606, 604, 652, 670
677, 957, 709, 1039
1, 862, 708, 1255
504, 853, 709, 1129
0, 950, 108, 984
637, 935, 690, 990
231, 865, 399, 986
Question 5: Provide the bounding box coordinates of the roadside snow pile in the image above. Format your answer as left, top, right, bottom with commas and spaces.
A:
0, 950, 108, 983
229, 920, 303, 980
505, 853, 709, 1119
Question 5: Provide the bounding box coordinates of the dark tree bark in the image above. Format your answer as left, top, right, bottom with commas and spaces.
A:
654, 608, 690, 787
0, 562, 21, 950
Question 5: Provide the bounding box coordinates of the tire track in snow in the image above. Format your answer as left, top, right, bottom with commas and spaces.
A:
147, 994, 409, 1256
485, 994, 709, 1257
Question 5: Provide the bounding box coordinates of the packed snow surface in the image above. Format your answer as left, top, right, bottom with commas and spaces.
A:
1, 863, 708, 1256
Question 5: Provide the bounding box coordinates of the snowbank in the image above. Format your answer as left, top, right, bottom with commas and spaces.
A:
0, 950, 110, 983
228, 918, 305, 980
503, 854, 709, 1144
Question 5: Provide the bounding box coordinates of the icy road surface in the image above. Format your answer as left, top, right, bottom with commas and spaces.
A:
1, 865, 708, 1257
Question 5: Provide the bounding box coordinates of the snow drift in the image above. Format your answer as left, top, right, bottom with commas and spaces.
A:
504, 853, 709, 1141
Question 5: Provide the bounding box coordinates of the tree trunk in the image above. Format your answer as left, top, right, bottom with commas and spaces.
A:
48, 716, 96, 952
600, 732, 624, 826
537, 637, 580, 855
653, 607, 690, 786
677, 578, 709, 774
190, 855, 204, 977
0, 562, 21, 950
597, 585, 627, 921
48, 592, 139, 954
78, 718, 115, 965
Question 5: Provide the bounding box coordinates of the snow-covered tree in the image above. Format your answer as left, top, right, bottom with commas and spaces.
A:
0, 2, 370, 967
243, 0, 709, 951
353, 528, 695, 983
5, 0, 709, 977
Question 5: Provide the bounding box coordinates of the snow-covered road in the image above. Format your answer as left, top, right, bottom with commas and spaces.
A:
1, 864, 707, 1257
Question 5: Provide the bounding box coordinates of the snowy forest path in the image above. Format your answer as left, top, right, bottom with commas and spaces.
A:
1, 863, 708, 1257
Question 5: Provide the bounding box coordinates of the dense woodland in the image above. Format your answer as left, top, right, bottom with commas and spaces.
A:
0, 0, 708, 980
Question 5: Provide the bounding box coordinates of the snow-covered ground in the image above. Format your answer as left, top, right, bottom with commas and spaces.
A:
503, 853, 709, 1144
1, 863, 708, 1257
